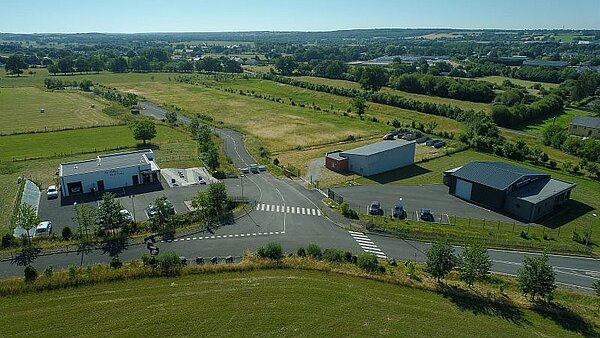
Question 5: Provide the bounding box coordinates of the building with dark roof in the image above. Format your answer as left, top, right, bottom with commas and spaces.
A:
59, 150, 160, 197
446, 161, 575, 222
569, 115, 600, 138
325, 140, 415, 176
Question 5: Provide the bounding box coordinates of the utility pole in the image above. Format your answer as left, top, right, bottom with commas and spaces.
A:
586, 213, 597, 248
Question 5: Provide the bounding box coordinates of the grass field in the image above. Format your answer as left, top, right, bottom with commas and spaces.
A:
294, 76, 492, 112
515, 108, 595, 135
0, 124, 193, 161
0, 268, 590, 337
478, 76, 559, 94
0, 87, 115, 134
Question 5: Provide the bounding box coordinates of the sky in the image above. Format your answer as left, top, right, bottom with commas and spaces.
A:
1, 0, 599, 33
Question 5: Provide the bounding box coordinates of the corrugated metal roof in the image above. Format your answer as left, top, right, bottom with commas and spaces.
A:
60, 150, 156, 176
508, 178, 575, 204
451, 161, 548, 191
341, 140, 414, 157
571, 115, 600, 129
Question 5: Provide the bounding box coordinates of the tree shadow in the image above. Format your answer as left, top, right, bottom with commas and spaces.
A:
437, 284, 530, 326
538, 200, 595, 229
531, 302, 599, 337
366, 164, 431, 184
11, 247, 42, 266
100, 236, 129, 258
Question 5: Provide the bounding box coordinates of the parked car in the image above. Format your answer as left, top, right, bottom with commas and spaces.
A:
369, 201, 383, 215
415, 136, 430, 144
383, 133, 395, 140
46, 185, 59, 199
392, 203, 407, 219
120, 209, 133, 222
146, 200, 175, 218
419, 209, 435, 222
403, 133, 417, 141
240, 167, 250, 174
433, 140, 446, 148
35, 221, 52, 237
250, 165, 260, 174
425, 139, 438, 146
198, 176, 207, 185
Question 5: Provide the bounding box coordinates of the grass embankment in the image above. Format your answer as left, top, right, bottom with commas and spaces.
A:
477, 76, 559, 95
0, 87, 115, 134
354, 150, 600, 254
0, 259, 597, 337
515, 108, 595, 135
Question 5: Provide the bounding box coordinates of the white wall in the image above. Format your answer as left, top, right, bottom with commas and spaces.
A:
346, 142, 415, 176
61, 164, 150, 196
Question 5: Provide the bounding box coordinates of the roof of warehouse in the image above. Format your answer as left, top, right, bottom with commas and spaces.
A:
341, 140, 414, 156
508, 178, 575, 204
451, 161, 549, 191
570, 115, 600, 129
60, 150, 156, 176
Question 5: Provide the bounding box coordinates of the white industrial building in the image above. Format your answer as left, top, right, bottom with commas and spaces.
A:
326, 140, 415, 176
59, 150, 160, 197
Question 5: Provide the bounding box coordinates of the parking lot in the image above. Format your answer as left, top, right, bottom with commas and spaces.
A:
331, 184, 523, 224
37, 181, 210, 235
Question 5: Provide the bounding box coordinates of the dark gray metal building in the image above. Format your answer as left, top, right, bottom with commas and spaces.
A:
447, 161, 575, 222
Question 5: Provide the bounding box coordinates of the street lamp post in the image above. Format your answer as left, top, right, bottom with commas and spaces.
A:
586, 213, 597, 248
240, 174, 244, 199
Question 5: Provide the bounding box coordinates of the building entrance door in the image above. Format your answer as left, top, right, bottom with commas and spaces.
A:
97, 180, 105, 191
132, 175, 139, 185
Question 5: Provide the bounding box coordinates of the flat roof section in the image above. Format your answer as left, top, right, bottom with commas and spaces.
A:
326, 151, 347, 161
509, 178, 576, 204
571, 115, 600, 129
341, 140, 414, 157
61, 150, 156, 176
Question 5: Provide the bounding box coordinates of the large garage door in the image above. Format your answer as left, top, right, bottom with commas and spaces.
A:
455, 179, 473, 201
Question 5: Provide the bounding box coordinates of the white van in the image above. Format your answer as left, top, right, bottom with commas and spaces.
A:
35, 221, 52, 237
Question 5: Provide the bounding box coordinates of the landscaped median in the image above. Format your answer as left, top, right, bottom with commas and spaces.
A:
0, 247, 598, 337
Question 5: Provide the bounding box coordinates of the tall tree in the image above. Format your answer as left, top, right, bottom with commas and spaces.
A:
58, 57, 74, 74
96, 193, 125, 236
130, 118, 157, 145
274, 56, 298, 75
358, 66, 388, 91
5, 54, 28, 76
351, 97, 367, 116
205, 146, 220, 171
459, 244, 491, 288
518, 252, 556, 302
425, 242, 456, 283
165, 110, 178, 125
73, 204, 96, 266
110, 57, 128, 73
15, 203, 39, 246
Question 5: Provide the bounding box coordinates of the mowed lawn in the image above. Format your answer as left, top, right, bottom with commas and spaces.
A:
0, 124, 192, 161
0, 269, 584, 337
0, 87, 114, 134
515, 108, 595, 135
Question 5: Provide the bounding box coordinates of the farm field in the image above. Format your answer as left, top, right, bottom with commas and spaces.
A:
478, 76, 559, 93
0, 124, 193, 161
356, 149, 600, 242
294, 76, 492, 112
0, 269, 589, 337
0, 87, 115, 134
515, 108, 595, 135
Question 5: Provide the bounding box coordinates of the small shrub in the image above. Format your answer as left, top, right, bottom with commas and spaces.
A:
157, 251, 182, 276
43, 265, 54, 278
62, 226, 73, 241
340, 202, 359, 219
357, 253, 379, 272
141, 253, 157, 267
520, 230, 529, 239
110, 257, 123, 269
264, 242, 283, 260
306, 244, 322, 259
405, 261, 416, 276
322, 248, 345, 263
24, 264, 38, 282
257, 246, 267, 258
296, 247, 306, 257
2, 234, 15, 248
68, 264, 79, 281
344, 251, 353, 262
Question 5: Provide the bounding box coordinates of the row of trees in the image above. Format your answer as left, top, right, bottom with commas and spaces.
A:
190, 122, 220, 172
44, 78, 93, 91
491, 94, 564, 127
388, 73, 496, 103
425, 242, 556, 301
93, 86, 138, 107
543, 124, 600, 165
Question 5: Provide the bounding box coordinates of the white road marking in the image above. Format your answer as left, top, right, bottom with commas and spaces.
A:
349, 231, 388, 259
317, 210, 322, 216
311, 209, 316, 216
276, 205, 280, 213
286, 206, 290, 213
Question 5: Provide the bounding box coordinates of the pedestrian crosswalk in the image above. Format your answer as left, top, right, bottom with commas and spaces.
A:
348, 231, 387, 259
255, 203, 322, 217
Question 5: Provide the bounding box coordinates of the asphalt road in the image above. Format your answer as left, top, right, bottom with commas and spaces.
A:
3, 101, 597, 293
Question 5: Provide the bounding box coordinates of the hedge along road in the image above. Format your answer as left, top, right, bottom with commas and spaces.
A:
0, 101, 596, 292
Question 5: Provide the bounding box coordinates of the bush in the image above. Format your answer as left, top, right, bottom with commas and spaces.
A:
110, 257, 123, 269
68, 264, 79, 281
43, 265, 54, 278
258, 242, 282, 260
157, 251, 182, 276
62, 226, 73, 241
340, 202, 359, 219
296, 247, 306, 257
322, 248, 345, 263
357, 252, 379, 272
24, 264, 38, 282
2, 234, 15, 248
141, 253, 157, 267
306, 244, 322, 259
